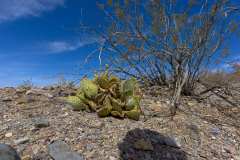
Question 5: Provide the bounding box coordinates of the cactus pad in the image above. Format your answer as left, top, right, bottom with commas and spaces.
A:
66, 96, 87, 111
80, 78, 98, 99
125, 96, 140, 111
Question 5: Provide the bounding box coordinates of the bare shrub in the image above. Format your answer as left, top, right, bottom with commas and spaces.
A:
18, 80, 34, 90
55, 75, 76, 88
81, 0, 240, 115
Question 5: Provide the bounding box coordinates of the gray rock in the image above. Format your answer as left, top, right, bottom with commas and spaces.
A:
210, 127, 221, 136
48, 140, 84, 160
0, 144, 21, 160
187, 124, 199, 133
163, 136, 181, 148
33, 117, 50, 128
50, 152, 85, 160
48, 141, 71, 153
14, 137, 29, 145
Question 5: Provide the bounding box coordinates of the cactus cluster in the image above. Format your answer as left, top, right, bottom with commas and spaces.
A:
66, 70, 142, 120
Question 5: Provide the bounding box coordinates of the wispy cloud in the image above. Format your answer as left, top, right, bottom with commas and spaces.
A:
47, 41, 81, 53
0, 0, 65, 23
46, 37, 100, 53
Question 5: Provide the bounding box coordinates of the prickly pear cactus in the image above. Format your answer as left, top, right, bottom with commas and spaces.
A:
66, 69, 143, 120
66, 96, 87, 111
120, 78, 138, 97
125, 96, 140, 111
80, 78, 98, 99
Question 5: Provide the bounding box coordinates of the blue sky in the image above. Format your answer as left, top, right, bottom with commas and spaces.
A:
0, 0, 107, 86
0, 0, 239, 87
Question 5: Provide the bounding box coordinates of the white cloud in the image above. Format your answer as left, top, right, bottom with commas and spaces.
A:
48, 41, 79, 53
47, 37, 100, 53
0, 0, 65, 22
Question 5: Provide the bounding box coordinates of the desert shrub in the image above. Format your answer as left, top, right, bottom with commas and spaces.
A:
66, 70, 142, 120
56, 75, 76, 88
18, 80, 34, 90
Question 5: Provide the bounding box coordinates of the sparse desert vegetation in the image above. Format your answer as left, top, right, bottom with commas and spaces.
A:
0, 0, 240, 160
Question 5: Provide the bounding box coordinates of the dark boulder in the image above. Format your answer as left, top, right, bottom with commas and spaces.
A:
0, 144, 21, 160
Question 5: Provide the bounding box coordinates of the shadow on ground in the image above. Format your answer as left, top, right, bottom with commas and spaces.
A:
118, 128, 188, 160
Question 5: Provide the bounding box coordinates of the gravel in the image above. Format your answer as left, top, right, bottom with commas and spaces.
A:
0, 86, 239, 160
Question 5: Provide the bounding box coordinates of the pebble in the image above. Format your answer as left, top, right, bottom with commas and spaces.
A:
5, 132, 13, 138
14, 137, 29, 145
211, 136, 217, 140
21, 155, 31, 160
210, 127, 221, 136
32, 117, 50, 128
90, 121, 104, 128
109, 156, 117, 160
44, 93, 54, 98
48, 140, 85, 160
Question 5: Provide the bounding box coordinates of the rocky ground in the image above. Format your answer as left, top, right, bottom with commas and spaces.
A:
0, 86, 240, 160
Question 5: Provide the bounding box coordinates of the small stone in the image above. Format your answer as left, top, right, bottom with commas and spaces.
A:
90, 121, 104, 128
187, 102, 195, 106
210, 127, 221, 136
3, 115, 8, 119
48, 140, 85, 160
63, 112, 69, 117
14, 137, 29, 145
0, 144, 21, 160
21, 155, 31, 160
5, 132, 13, 138
44, 93, 54, 98
33, 117, 50, 128
109, 156, 117, 160
211, 136, 216, 140
134, 138, 154, 151
49, 141, 70, 153
166, 100, 170, 104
